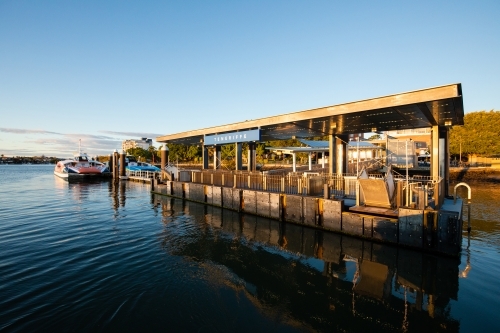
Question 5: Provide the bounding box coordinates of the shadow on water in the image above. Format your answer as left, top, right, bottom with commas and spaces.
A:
153, 194, 461, 333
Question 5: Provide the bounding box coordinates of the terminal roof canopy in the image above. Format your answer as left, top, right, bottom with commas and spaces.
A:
156, 83, 464, 145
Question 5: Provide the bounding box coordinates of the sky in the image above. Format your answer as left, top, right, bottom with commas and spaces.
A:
1, 0, 499, 157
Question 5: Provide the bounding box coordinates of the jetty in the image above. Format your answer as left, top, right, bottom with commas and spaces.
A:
128, 84, 469, 256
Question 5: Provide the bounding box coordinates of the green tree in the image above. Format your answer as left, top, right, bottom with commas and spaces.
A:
126, 147, 149, 161
449, 110, 500, 157
367, 134, 381, 140
148, 145, 158, 163
186, 145, 201, 160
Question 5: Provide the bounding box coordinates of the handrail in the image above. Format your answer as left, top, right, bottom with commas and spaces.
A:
454, 182, 471, 204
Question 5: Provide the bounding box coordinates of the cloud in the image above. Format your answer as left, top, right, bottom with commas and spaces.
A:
0, 128, 162, 157
0, 128, 61, 135
27, 135, 123, 154
100, 130, 162, 139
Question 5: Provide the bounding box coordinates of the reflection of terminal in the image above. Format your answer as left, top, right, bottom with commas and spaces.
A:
155, 196, 461, 331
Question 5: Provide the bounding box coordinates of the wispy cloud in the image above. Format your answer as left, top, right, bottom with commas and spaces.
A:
0, 127, 162, 157
0, 128, 61, 135
100, 130, 162, 138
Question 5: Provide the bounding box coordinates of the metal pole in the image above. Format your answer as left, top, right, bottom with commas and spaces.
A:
385, 132, 389, 167
406, 140, 409, 206
459, 140, 462, 166
356, 138, 359, 175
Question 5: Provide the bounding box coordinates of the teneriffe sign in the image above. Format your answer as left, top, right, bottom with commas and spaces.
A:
204, 129, 260, 145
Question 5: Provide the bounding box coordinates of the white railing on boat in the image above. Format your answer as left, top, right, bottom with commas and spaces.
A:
126, 170, 161, 179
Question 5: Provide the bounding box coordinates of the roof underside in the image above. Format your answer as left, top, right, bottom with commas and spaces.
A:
157, 84, 464, 145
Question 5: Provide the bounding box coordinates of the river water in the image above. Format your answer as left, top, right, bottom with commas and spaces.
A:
0, 165, 499, 332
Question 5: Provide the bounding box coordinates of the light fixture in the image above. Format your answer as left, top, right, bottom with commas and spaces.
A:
444, 120, 452, 126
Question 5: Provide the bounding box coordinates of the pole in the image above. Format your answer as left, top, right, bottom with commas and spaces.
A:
356, 137, 359, 175
406, 140, 408, 206
459, 140, 462, 166
385, 132, 389, 167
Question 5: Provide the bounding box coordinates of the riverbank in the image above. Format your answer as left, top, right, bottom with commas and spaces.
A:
449, 167, 500, 183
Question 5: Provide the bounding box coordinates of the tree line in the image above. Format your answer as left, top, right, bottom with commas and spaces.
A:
449, 110, 500, 157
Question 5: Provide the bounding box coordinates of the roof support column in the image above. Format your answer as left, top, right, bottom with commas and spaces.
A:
431, 125, 449, 208
292, 152, 297, 172
235, 143, 242, 171
328, 134, 335, 175
214, 145, 221, 170
321, 152, 325, 168
248, 142, 256, 171
202, 145, 209, 170
336, 135, 348, 175
308, 152, 312, 171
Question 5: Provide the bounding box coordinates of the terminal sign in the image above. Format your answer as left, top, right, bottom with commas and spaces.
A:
204, 129, 260, 145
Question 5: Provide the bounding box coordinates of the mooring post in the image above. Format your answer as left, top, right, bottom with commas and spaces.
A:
108, 153, 113, 174
119, 150, 125, 177
113, 149, 118, 180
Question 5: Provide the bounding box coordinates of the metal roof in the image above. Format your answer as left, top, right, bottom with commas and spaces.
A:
157, 83, 464, 145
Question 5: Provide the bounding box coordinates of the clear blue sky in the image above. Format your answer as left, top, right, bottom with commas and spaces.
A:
1, 0, 498, 157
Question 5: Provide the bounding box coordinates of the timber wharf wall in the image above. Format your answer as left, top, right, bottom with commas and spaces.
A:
151, 180, 463, 257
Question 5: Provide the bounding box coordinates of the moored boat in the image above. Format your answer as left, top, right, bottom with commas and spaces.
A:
54, 153, 110, 180
125, 155, 161, 172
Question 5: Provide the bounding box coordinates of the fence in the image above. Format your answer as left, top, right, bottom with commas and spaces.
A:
186, 170, 359, 198
182, 168, 442, 207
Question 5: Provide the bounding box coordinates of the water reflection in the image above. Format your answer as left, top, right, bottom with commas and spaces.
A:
108, 180, 127, 209
153, 194, 461, 332
54, 177, 111, 203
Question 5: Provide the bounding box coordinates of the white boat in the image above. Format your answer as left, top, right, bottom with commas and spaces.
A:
54, 152, 110, 180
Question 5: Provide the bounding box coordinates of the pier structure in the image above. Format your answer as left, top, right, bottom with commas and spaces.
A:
155, 84, 466, 256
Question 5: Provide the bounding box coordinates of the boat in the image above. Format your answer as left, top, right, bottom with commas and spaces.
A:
125, 155, 161, 172
54, 152, 110, 180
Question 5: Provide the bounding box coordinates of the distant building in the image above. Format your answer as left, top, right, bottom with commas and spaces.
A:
349, 133, 363, 141
122, 138, 153, 152
385, 128, 431, 148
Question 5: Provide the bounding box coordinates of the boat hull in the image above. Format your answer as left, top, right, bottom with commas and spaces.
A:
54, 170, 111, 181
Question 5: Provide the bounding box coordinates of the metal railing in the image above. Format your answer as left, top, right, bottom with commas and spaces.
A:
187, 170, 359, 198
127, 170, 161, 179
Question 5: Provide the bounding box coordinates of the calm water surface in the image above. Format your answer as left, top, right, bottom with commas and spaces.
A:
0, 165, 499, 332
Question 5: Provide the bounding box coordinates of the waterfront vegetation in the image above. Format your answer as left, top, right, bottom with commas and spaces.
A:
449, 110, 500, 158
0, 155, 57, 164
